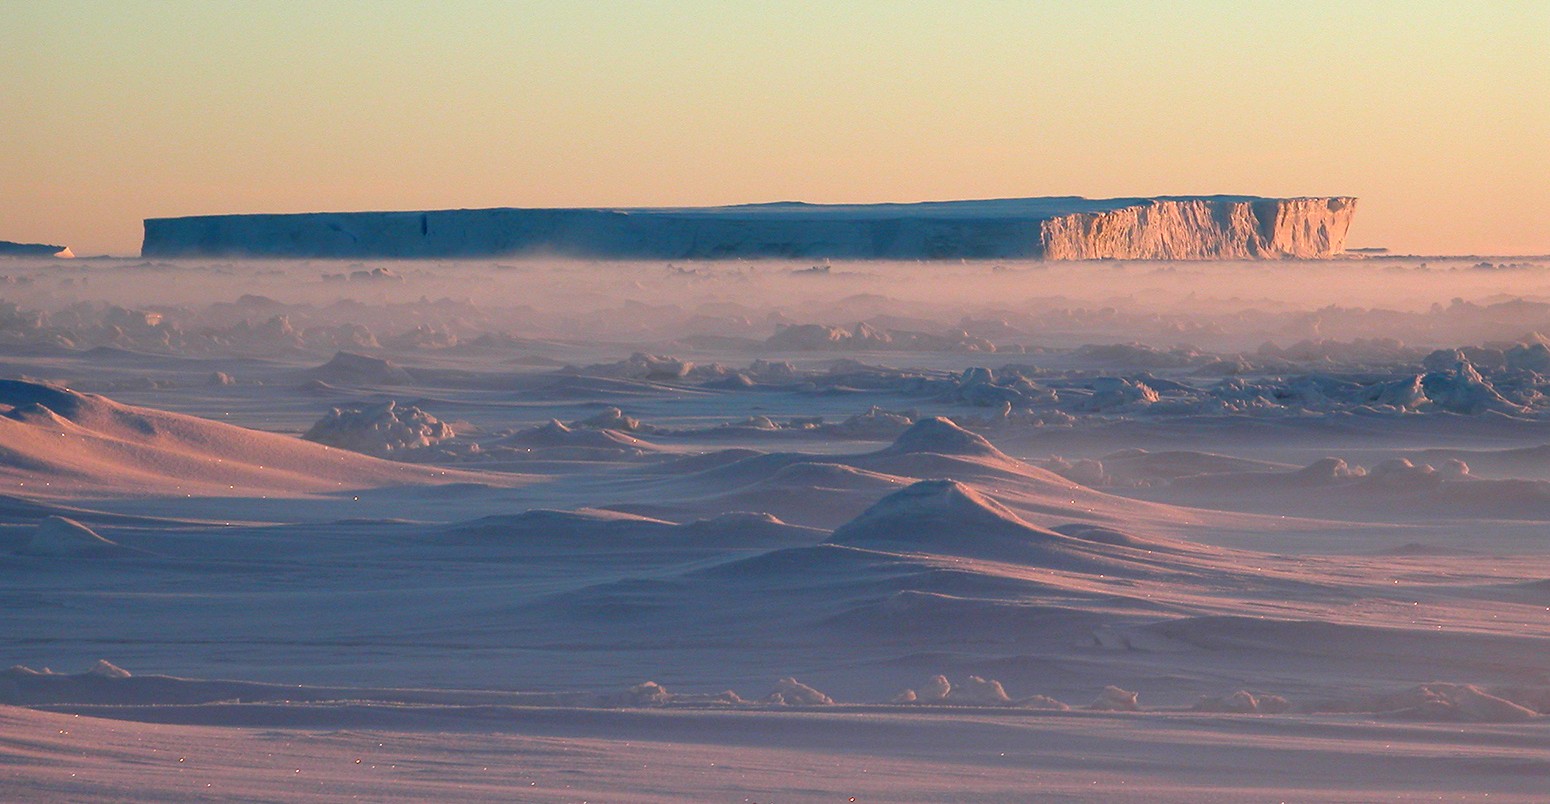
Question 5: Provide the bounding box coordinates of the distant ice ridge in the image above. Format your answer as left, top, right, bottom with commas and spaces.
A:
140, 196, 1355, 260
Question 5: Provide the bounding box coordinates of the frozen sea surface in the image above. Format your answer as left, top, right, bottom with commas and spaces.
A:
3, 255, 1550, 801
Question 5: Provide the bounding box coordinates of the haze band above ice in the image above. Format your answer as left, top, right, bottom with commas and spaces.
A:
141, 195, 1356, 260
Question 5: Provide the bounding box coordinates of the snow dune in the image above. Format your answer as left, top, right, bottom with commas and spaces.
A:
0, 379, 501, 497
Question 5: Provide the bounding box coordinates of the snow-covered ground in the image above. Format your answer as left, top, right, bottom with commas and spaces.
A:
3, 255, 1549, 800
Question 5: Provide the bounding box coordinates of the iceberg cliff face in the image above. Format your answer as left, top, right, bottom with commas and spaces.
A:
141, 196, 1355, 260
1040, 197, 1356, 260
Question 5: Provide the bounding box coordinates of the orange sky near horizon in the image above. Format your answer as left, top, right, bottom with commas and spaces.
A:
3, 1, 1546, 257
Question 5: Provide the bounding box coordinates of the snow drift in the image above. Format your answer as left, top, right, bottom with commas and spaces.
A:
0, 380, 490, 497
15, 516, 140, 558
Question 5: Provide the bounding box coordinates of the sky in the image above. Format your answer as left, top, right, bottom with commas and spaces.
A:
3, 1, 1547, 257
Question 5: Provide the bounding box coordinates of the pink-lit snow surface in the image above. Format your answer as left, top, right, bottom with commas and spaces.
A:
3, 256, 1550, 800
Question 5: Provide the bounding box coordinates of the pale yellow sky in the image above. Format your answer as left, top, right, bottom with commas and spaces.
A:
3, 1, 1546, 256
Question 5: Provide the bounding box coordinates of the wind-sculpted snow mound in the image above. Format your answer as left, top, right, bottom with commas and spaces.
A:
628, 420, 1047, 527
855, 417, 1069, 484
0, 379, 494, 497
702, 456, 909, 494
572, 352, 695, 381
876, 416, 1004, 459
1313, 683, 1544, 723
630, 417, 1232, 530
762, 462, 909, 491
511, 478, 1242, 683
892, 674, 1070, 708
499, 419, 661, 455
304, 351, 415, 386
627, 458, 910, 528
856, 418, 1208, 528
826, 479, 1177, 572
828, 479, 1035, 544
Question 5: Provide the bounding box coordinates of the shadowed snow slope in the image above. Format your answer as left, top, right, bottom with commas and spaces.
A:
852, 416, 1105, 492
0, 380, 497, 497
500, 419, 661, 453
826, 479, 1186, 573
625, 416, 1260, 532
853, 418, 1229, 532
15, 516, 142, 558
1098, 449, 1295, 484
443, 508, 821, 551
303, 351, 414, 385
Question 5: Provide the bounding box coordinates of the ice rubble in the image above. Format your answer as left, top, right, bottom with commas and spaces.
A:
302, 400, 456, 456
764, 677, 835, 706
1090, 685, 1142, 711
570, 352, 694, 380
767, 322, 996, 353
892, 674, 1070, 708
761, 353, 1547, 420
7, 659, 1543, 723
532, 347, 1546, 426
1192, 690, 1291, 714
571, 406, 654, 433
1, 662, 852, 711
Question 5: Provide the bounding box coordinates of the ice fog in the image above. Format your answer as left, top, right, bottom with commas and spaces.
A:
8, 255, 1550, 352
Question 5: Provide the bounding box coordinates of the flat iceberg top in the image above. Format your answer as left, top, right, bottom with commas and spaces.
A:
146, 195, 1305, 224
142, 195, 1356, 259
615, 195, 1295, 221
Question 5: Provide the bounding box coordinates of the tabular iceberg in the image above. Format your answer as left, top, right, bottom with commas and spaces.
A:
0, 239, 72, 258
141, 195, 1355, 260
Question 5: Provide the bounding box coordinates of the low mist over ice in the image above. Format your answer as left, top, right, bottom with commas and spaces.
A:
9, 254, 1550, 352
